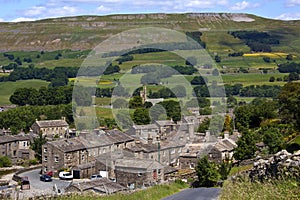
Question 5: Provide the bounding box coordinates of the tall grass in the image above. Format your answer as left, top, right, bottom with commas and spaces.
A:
220, 179, 299, 200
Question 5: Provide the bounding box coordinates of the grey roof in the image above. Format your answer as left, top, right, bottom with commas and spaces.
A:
155, 120, 176, 127
115, 158, 164, 171
96, 149, 135, 162
214, 139, 237, 152
126, 139, 185, 153
35, 119, 68, 128
47, 138, 86, 153
67, 179, 126, 193
164, 165, 178, 174
0, 135, 18, 144
133, 124, 159, 130
80, 130, 134, 149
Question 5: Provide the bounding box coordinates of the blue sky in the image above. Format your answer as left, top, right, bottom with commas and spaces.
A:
0, 0, 300, 22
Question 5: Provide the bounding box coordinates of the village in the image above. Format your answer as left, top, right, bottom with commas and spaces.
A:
0, 104, 239, 198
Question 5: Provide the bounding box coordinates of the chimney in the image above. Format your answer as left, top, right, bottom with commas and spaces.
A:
148, 134, 153, 145
224, 131, 229, 139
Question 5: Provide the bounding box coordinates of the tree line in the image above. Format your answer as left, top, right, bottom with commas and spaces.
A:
229, 30, 280, 52
0, 104, 73, 134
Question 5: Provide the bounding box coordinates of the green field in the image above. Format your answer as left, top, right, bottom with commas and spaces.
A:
0, 80, 49, 105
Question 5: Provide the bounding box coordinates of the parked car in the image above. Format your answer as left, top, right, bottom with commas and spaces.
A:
90, 174, 102, 180
40, 174, 52, 182
59, 171, 73, 180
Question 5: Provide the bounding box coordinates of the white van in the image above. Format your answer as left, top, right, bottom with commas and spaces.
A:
59, 171, 73, 180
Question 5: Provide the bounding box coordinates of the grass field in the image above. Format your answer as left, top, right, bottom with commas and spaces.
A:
220, 179, 299, 200
0, 80, 49, 105
221, 73, 288, 86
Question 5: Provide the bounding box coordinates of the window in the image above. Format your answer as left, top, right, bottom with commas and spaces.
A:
23, 141, 27, 147
190, 163, 195, 169
138, 172, 143, 177
158, 169, 161, 175
81, 155, 85, 161
44, 148, 48, 153
55, 156, 59, 163
44, 167, 48, 172
44, 156, 48, 162
171, 149, 175, 154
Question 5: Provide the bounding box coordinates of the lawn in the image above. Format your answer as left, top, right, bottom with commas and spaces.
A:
0, 80, 49, 105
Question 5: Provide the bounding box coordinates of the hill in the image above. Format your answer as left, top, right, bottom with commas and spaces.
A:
0, 13, 299, 55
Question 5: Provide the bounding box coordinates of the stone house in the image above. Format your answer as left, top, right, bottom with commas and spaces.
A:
115, 158, 164, 188
42, 130, 135, 178
207, 138, 237, 163
42, 138, 88, 176
126, 137, 185, 167
155, 120, 177, 134
126, 124, 160, 142
95, 150, 165, 188
31, 117, 69, 138
0, 134, 34, 163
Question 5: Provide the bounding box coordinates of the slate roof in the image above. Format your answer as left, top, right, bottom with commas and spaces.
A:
155, 120, 176, 127
0, 135, 18, 144
35, 119, 68, 128
214, 139, 237, 152
115, 158, 164, 171
80, 130, 134, 148
133, 124, 159, 130
47, 138, 86, 153
66, 179, 126, 194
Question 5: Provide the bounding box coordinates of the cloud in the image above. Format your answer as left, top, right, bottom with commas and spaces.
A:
276, 12, 300, 20
0, 18, 4, 22
230, 1, 259, 11
11, 17, 37, 22
286, 0, 300, 6
24, 6, 46, 17
19, 5, 79, 19
96, 5, 111, 13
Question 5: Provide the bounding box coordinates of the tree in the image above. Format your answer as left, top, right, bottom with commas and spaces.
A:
129, 96, 143, 109
269, 76, 275, 82
212, 69, 219, 76
191, 76, 206, 85
197, 117, 210, 133
286, 54, 293, 60
0, 156, 12, 167
214, 55, 221, 63
219, 159, 232, 180
263, 128, 284, 154
196, 156, 221, 187
287, 72, 299, 82
263, 56, 271, 63
31, 134, 47, 162
234, 130, 257, 161
278, 82, 300, 129
150, 104, 167, 122
133, 108, 150, 125
227, 96, 237, 108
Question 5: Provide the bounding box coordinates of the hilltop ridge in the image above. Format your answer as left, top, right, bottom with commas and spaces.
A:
0, 13, 299, 51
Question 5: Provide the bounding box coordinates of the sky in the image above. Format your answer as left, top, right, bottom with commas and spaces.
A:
0, 0, 300, 22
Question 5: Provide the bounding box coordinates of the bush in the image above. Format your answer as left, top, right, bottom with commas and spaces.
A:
0, 156, 12, 167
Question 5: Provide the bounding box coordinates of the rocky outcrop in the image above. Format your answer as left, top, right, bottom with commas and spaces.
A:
249, 150, 300, 182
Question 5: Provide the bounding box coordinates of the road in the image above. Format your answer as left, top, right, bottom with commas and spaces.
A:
19, 169, 71, 192
162, 188, 221, 200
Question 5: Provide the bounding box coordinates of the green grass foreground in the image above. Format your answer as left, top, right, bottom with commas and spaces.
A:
57, 182, 188, 200
220, 179, 300, 200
